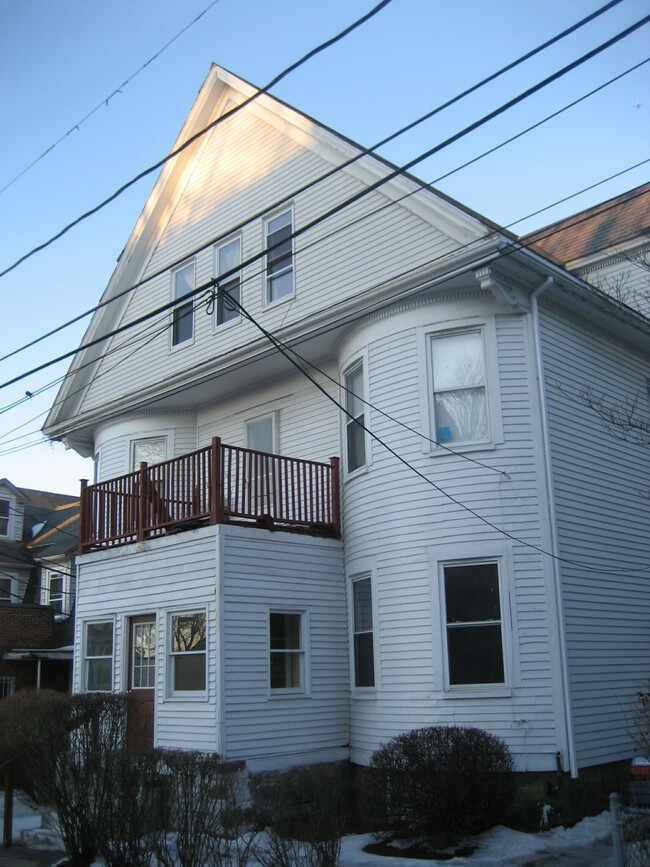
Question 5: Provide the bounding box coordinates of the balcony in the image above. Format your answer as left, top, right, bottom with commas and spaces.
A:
79, 437, 340, 553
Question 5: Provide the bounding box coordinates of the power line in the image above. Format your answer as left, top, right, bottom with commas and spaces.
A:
0, 0, 393, 280
0, 0, 631, 367
0, 0, 223, 197
4, 14, 649, 395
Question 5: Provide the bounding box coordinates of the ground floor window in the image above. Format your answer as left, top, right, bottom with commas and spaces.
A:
169, 611, 206, 694
269, 612, 303, 690
84, 621, 114, 691
443, 561, 505, 686
0, 675, 16, 699
352, 575, 374, 687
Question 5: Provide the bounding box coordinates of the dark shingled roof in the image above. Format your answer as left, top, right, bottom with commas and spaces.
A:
523, 182, 650, 266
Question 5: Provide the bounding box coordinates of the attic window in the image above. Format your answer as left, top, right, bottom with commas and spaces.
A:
172, 261, 195, 346
0, 498, 9, 536
265, 209, 293, 303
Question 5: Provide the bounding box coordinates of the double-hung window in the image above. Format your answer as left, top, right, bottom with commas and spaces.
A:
216, 237, 241, 326
430, 330, 488, 445
85, 621, 114, 691
41, 568, 65, 614
0, 498, 9, 536
443, 561, 505, 686
0, 576, 13, 603
344, 362, 366, 473
352, 576, 375, 687
172, 262, 195, 346
169, 611, 206, 694
265, 209, 293, 303
269, 612, 303, 690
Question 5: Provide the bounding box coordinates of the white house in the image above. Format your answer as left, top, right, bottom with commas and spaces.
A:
44, 65, 649, 779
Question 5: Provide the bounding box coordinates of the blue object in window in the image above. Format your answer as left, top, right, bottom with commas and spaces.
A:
438, 426, 451, 442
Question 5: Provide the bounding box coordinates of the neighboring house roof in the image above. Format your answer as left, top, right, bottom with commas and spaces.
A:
523, 182, 650, 266
21, 487, 79, 560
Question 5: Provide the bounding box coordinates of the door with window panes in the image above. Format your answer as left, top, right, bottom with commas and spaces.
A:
128, 615, 156, 750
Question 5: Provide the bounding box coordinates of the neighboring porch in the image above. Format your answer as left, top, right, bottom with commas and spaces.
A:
79, 437, 340, 553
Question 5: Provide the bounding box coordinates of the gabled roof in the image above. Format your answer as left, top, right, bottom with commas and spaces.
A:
523, 182, 650, 266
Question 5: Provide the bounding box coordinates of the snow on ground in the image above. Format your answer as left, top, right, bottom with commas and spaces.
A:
2, 791, 614, 864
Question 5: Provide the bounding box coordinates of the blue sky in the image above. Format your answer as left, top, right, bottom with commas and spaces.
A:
0, 0, 648, 494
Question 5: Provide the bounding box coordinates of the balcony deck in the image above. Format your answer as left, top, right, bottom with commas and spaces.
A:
80, 437, 340, 554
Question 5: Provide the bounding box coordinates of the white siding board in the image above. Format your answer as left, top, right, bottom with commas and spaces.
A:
539, 300, 650, 768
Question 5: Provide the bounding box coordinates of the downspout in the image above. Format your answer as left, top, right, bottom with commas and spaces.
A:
531, 277, 578, 778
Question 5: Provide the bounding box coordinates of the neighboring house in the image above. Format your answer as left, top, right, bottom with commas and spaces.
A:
524, 181, 650, 317
0, 479, 79, 696
43, 65, 649, 782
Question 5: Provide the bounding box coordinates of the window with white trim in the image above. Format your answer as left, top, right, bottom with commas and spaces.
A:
344, 362, 366, 473
131, 437, 166, 470
0, 498, 9, 536
41, 568, 67, 614
0, 675, 16, 699
265, 209, 293, 303
216, 236, 241, 326
269, 612, 303, 690
169, 611, 206, 694
442, 561, 505, 686
0, 576, 14, 603
84, 621, 114, 691
430, 330, 488, 445
352, 575, 374, 688
172, 261, 195, 346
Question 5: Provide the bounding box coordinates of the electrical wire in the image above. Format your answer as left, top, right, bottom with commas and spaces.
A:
0, 0, 223, 197
0, 0, 394, 279
0, 0, 633, 367
3, 15, 649, 395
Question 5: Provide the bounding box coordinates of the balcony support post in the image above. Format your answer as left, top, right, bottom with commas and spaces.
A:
330, 456, 341, 538
137, 462, 148, 542
211, 436, 223, 525
79, 479, 88, 555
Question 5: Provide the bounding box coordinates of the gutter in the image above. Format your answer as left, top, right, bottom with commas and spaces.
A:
531, 277, 578, 778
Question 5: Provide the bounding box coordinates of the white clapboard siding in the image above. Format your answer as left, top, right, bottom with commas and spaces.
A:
339, 300, 562, 771
538, 300, 650, 768
220, 524, 347, 763
95, 418, 197, 481
78, 102, 465, 416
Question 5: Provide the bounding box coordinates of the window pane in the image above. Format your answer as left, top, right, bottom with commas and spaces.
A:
87, 622, 113, 657
270, 651, 301, 689
0, 578, 11, 601
444, 563, 500, 623
270, 613, 301, 650
434, 388, 488, 443
345, 366, 364, 417
353, 578, 372, 632
346, 421, 366, 473
173, 301, 193, 345
172, 613, 206, 653
268, 270, 293, 302
431, 332, 485, 390
354, 633, 375, 688
0, 498, 8, 536
218, 239, 240, 275
447, 624, 504, 685
173, 654, 206, 691
247, 417, 274, 453
87, 658, 112, 692
174, 263, 194, 300
133, 438, 166, 469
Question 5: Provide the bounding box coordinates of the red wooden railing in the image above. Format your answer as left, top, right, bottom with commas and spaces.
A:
80, 437, 340, 553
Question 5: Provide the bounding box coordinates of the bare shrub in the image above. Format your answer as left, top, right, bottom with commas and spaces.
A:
154, 749, 255, 867
632, 682, 650, 758
252, 763, 348, 867
370, 725, 515, 848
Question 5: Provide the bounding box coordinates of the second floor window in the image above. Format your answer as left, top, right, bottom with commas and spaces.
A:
0, 577, 13, 602
265, 209, 293, 303
41, 568, 66, 614
344, 362, 366, 473
430, 330, 488, 445
0, 498, 9, 536
216, 237, 241, 325
172, 262, 195, 346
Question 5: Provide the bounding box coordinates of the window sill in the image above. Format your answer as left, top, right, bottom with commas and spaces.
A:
268, 689, 309, 699
430, 440, 497, 456
344, 464, 370, 483
264, 292, 295, 309
165, 692, 208, 702
443, 686, 511, 700
351, 688, 377, 699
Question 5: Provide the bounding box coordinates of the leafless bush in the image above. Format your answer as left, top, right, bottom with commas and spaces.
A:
252, 764, 348, 867
632, 683, 650, 759
371, 725, 515, 848
154, 749, 256, 867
